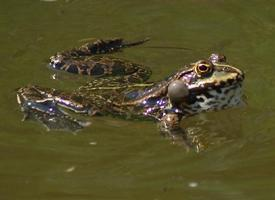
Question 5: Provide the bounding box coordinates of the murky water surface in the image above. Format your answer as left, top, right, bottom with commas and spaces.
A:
1, 0, 275, 199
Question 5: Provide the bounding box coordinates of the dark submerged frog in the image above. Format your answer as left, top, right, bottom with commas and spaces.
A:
17, 38, 244, 145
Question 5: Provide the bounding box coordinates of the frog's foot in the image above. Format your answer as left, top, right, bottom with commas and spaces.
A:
17, 86, 91, 132
21, 99, 91, 132
74, 37, 150, 55
158, 112, 192, 150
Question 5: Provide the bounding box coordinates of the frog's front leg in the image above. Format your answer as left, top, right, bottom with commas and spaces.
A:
158, 112, 191, 149
17, 85, 94, 131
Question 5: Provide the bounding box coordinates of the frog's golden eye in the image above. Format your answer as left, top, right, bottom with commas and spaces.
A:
194, 60, 213, 77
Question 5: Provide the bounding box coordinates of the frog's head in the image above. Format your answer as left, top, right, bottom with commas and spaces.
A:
168, 54, 245, 115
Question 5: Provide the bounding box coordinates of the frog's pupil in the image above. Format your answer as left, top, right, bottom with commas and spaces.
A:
199, 65, 208, 71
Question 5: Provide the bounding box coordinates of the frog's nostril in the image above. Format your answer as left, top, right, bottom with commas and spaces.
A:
223, 66, 231, 72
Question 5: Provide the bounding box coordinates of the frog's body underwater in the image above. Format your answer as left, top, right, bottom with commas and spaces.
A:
17, 38, 244, 146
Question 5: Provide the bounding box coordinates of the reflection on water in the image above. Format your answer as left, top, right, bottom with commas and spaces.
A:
1, 0, 275, 199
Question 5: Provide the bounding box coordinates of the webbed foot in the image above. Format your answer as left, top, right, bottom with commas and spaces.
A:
17, 86, 91, 132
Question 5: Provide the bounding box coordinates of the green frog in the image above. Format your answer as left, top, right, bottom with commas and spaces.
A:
16, 38, 245, 145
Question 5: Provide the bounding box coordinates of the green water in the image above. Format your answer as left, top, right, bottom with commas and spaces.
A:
1, 0, 275, 199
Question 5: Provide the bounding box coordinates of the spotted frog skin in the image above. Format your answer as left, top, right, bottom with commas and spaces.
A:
17, 38, 244, 146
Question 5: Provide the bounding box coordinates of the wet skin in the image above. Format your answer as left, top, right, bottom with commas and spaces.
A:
16, 38, 245, 146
